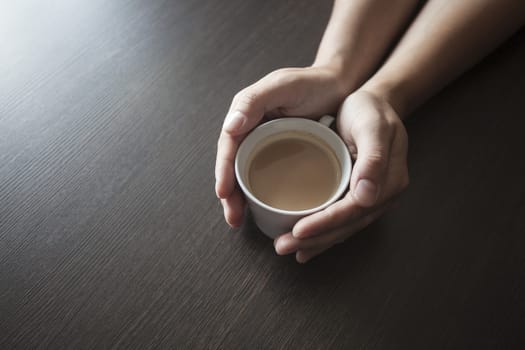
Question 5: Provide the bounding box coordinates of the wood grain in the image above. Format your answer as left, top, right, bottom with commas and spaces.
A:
1, 0, 524, 349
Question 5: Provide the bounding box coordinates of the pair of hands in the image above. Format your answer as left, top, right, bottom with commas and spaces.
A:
215, 66, 409, 263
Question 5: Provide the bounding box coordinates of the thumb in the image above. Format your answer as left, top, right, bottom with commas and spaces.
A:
349, 124, 391, 207
223, 71, 297, 135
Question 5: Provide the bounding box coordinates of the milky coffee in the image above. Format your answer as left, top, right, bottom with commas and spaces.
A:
247, 131, 341, 211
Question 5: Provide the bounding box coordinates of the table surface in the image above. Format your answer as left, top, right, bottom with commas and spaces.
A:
1, 1, 524, 349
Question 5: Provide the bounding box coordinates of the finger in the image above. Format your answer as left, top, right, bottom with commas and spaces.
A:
273, 232, 295, 255
274, 231, 333, 256
220, 189, 245, 228
284, 205, 390, 255
292, 194, 398, 239
284, 226, 353, 252
350, 128, 391, 207
277, 221, 355, 255
222, 72, 300, 136
215, 132, 242, 198
319, 205, 388, 244
292, 193, 363, 238
296, 245, 332, 263
293, 195, 396, 238
216, 72, 300, 198
340, 98, 393, 207
384, 125, 410, 194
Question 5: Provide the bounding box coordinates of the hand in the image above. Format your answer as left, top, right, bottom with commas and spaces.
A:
274, 89, 409, 263
216, 66, 350, 227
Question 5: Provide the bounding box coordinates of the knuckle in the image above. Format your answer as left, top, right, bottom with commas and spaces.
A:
267, 67, 292, 77
323, 206, 338, 224
386, 113, 402, 126
366, 150, 384, 162
266, 68, 300, 86
377, 118, 392, 133
234, 88, 259, 108
363, 151, 386, 170
324, 207, 336, 223
232, 90, 243, 104
323, 200, 353, 225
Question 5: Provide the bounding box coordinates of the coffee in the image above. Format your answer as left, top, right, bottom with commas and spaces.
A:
247, 131, 341, 211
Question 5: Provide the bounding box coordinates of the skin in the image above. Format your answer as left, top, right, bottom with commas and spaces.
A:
216, 0, 525, 263
362, 0, 525, 116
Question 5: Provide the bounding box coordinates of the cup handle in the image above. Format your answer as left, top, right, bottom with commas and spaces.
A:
319, 115, 335, 128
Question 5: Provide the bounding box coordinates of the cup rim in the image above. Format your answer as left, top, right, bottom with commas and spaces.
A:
234, 117, 351, 216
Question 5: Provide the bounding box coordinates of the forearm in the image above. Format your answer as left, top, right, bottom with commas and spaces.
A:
362, 0, 525, 118
313, 0, 420, 94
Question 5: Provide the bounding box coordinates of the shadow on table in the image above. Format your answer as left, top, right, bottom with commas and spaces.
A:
238, 209, 390, 288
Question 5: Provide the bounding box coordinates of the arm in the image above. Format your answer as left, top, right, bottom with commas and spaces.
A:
313, 0, 420, 93
362, 0, 525, 117
216, 0, 419, 227
277, 0, 525, 263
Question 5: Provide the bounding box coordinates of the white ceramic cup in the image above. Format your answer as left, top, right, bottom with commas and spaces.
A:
235, 116, 352, 238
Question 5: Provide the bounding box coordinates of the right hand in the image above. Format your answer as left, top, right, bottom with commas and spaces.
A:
215, 66, 350, 227
273, 89, 410, 262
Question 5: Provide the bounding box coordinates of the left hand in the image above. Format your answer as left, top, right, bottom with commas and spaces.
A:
215, 66, 350, 227
274, 89, 410, 263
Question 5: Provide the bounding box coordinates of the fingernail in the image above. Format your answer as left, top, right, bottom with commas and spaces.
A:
296, 251, 308, 264
274, 238, 283, 254
224, 111, 246, 133
275, 238, 288, 255
354, 179, 378, 206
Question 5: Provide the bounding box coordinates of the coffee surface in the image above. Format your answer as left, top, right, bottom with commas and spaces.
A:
248, 132, 341, 211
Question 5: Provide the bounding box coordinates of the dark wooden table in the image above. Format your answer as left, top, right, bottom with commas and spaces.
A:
1, 1, 524, 349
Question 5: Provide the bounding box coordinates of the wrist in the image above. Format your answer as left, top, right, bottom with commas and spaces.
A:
360, 78, 410, 120
311, 60, 357, 98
